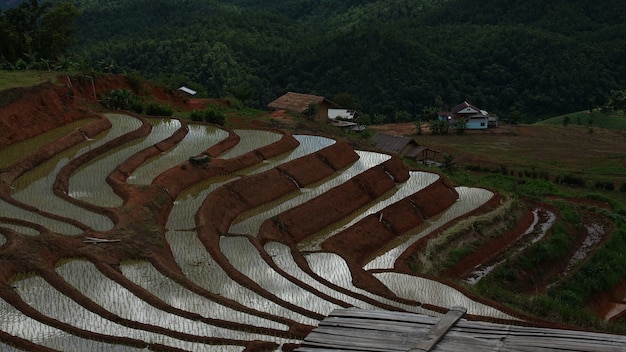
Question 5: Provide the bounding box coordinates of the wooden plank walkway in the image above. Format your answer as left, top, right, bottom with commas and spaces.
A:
295, 308, 626, 352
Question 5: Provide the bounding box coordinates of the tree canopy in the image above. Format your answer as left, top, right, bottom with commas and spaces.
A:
3, 0, 625, 122
0, 0, 79, 68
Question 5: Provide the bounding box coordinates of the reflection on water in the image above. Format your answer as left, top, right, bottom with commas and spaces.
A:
0, 124, 513, 349
0, 119, 95, 169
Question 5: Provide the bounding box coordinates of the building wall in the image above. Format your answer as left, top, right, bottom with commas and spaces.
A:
466, 118, 489, 129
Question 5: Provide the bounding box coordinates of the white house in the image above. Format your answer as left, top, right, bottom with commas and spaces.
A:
328, 108, 358, 120
327, 108, 365, 131
439, 101, 498, 130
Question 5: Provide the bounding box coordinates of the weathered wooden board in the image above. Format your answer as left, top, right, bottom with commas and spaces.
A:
409, 307, 466, 351
296, 308, 626, 352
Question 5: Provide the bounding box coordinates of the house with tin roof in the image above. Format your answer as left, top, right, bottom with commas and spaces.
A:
439, 101, 498, 129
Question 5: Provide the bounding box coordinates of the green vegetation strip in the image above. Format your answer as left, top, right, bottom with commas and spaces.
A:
0, 70, 61, 91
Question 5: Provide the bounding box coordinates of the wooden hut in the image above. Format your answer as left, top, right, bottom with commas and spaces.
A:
371, 132, 441, 164
268, 92, 339, 121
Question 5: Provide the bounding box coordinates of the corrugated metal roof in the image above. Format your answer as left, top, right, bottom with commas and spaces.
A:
371, 132, 413, 155
403, 144, 428, 158
177, 86, 197, 95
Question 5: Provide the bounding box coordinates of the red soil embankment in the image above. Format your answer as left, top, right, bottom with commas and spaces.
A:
68, 74, 191, 110
322, 177, 460, 267
0, 72, 197, 161
0, 74, 216, 151
0, 82, 99, 149
152, 129, 299, 199
195, 141, 360, 240
259, 157, 409, 245
0, 116, 111, 185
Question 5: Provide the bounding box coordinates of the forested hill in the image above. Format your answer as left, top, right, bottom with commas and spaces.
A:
9, 0, 626, 122
0, 0, 24, 10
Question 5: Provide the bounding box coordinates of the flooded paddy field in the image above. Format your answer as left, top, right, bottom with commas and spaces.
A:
0, 114, 548, 351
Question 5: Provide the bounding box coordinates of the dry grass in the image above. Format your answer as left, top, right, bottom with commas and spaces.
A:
372, 120, 626, 206
412, 124, 626, 181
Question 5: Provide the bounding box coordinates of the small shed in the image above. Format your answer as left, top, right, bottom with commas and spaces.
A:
177, 86, 197, 96
296, 308, 626, 351
371, 132, 441, 164
268, 92, 339, 121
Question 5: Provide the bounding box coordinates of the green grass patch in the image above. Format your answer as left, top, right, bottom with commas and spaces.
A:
554, 223, 626, 302
536, 111, 626, 131
0, 70, 62, 91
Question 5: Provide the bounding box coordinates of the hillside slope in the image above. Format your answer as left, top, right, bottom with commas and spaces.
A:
61, 0, 625, 120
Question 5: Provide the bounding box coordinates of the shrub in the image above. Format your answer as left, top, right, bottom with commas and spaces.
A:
190, 106, 226, 125
101, 89, 143, 111
446, 246, 475, 268
130, 99, 144, 114
594, 181, 615, 191
145, 102, 173, 116
190, 110, 204, 122
560, 174, 585, 186
430, 119, 450, 135
441, 154, 456, 173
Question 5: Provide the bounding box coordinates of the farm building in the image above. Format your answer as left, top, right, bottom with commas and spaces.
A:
328, 108, 366, 131
371, 132, 441, 164
297, 307, 626, 351
439, 101, 498, 129
268, 92, 340, 121
328, 108, 358, 120
176, 86, 197, 96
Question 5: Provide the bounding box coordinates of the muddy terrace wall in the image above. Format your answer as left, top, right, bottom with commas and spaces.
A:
0, 82, 99, 148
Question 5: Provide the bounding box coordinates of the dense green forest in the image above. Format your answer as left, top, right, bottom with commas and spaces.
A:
1, 0, 625, 122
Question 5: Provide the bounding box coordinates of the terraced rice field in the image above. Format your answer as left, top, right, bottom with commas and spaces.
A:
0, 113, 518, 351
